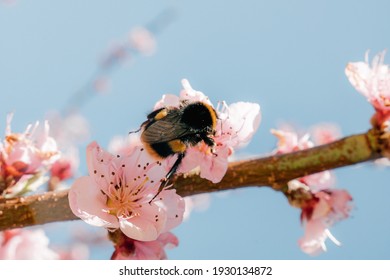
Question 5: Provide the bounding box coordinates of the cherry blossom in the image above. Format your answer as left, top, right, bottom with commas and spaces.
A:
271, 128, 313, 154
152, 79, 261, 183
299, 190, 352, 255
49, 147, 80, 191
50, 147, 79, 182
0, 229, 58, 259
0, 114, 59, 197
111, 231, 178, 260
108, 135, 211, 222
69, 141, 184, 242
272, 128, 334, 191
345, 50, 390, 125
271, 126, 352, 255
298, 220, 341, 255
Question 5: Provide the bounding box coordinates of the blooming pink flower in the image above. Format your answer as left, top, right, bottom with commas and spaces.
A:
50, 148, 79, 182
153, 79, 261, 183
49, 149, 79, 191
0, 229, 59, 259
345, 50, 390, 125
299, 190, 352, 255
272, 128, 334, 191
271, 126, 352, 255
111, 232, 178, 260
298, 220, 341, 255
0, 114, 60, 197
271, 128, 313, 154
69, 141, 185, 242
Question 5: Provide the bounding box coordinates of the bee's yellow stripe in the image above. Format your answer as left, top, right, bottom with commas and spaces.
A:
203, 103, 217, 129
155, 109, 168, 120
168, 139, 187, 153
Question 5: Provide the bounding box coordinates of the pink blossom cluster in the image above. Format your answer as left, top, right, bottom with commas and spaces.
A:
0, 228, 58, 259
299, 189, 352, 255
0, 114, 60, 197
69, 141, 185, 242
69, 79, 261, 259
111, 231, 178, 260
345, 50, 390, 126
272, 125, 352, 255
155, 79, 261, 183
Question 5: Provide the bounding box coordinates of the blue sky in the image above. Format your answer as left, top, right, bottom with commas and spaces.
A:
1, 0, 390, 259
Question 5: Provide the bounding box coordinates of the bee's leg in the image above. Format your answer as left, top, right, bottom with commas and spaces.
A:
202, 135, 215, 147
149, 152, 185, 203
165, 152, 185, 181
202, 136, 217, 156
128, 127, 141, 134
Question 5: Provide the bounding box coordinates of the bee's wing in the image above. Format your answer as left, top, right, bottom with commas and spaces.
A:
141, 112, 192, 143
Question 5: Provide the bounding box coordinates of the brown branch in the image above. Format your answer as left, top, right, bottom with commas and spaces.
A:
0, 129, 383, 231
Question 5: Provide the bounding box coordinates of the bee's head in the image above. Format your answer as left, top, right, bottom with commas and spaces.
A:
181, 102, 217, 133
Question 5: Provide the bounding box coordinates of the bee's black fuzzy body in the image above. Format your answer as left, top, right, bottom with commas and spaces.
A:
139, 101, 217, 201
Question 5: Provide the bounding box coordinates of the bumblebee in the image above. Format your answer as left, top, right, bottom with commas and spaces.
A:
139, 101, 218, 201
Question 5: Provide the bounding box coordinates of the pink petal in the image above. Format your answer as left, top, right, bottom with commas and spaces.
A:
122, 145, 166, 189
157, 232, 179, 249
134, 232, 178, 260
223, 102, 261, 148
345, 61, 372, 98
178, 146, 229, 183
299, 219, 341, 256
86, 141, 115, 191
271, 129, 299, 154
114, 232, 179, 260
68, 176, 118, 228
302, 170, 336, 192
154, 189, 185, 232
119, 203, 167, 241
199, 145, 230, 183
328, 189, 353, 219
175, 150, 201, 174
0, 229, 58, 260
298, 220, 328, 255
179, 79, 212, 104
154, 94, 181, 109
345, 50, 390, 117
